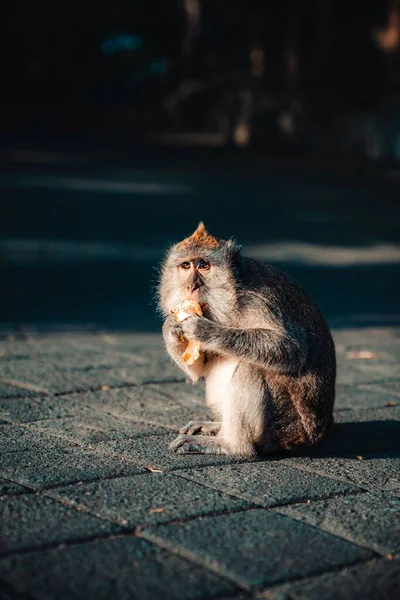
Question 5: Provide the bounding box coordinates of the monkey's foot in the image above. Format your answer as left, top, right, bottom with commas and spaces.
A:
179, 421, 222, 436
169, 434, 228, 455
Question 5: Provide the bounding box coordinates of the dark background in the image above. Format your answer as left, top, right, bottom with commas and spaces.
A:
0, 0, 399, 333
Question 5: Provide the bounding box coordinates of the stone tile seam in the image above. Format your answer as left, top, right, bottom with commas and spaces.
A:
0, 505, 256, 562
269, 506, 388, 558
0, 377, 50, 395
51, 378, 186, 396
13, 419, 173, 442
334, 402, 399, 412
0, 350, 154, 365
0, 465, 155, 493
360, 384, 400, 398
256, 554, 400, 598
0, 483, 135, 534
0, 404, 181, 433
172, 471, 368, 509
0, 530, 129, 560
272, 501, 399, 557
0, 419, 172, 449
0, 376, 186, 400
136, 525, 378, 593
0, 471, 256, 530
165, 456, 363, 483
282, 459, 382, 489
136, 528, 250, 592
131, 493, 386, 558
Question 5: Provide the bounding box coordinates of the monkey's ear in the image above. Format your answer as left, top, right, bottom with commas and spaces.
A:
225, 239, 242, 257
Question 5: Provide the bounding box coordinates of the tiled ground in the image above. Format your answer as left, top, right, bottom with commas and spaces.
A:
0, 326, 399, 599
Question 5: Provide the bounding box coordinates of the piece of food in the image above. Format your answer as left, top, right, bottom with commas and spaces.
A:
172, 299, 203, 321
171, 300, 203, 365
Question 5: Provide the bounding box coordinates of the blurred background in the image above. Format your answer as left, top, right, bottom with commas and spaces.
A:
0, 0, 399, 333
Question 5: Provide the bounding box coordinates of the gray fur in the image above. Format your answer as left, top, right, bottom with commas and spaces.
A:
158, 225, 336, 457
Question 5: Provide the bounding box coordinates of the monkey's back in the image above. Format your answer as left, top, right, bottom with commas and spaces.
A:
239, 259, 336, 451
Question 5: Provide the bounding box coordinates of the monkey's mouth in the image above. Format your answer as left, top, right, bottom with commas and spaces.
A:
189, 289, 201, 301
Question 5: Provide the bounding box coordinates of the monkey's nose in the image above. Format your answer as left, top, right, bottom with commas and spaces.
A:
187, 280, 201, 293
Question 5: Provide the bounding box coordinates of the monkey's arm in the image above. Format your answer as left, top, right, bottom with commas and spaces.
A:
181, 316, 307, 374
162, 316, 205, 382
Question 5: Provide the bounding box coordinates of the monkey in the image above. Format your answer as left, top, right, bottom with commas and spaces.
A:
158, 222, 336, 457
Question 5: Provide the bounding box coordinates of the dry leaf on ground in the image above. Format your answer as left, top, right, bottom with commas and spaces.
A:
346, 350, 379, 360
144, 464, 163, 473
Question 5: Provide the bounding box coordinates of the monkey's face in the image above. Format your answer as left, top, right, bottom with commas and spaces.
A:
161, 253, 217, 313
160, 248, 239, 323
158, 223, 241, 322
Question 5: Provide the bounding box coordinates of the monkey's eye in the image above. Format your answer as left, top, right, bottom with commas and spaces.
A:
196, 259, 210, 271
180, 262, 191, 270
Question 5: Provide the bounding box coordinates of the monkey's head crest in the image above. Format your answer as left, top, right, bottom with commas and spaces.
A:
177, 222, 220, 250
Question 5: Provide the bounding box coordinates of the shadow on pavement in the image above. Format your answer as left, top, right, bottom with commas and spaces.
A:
283, 420, 400, 459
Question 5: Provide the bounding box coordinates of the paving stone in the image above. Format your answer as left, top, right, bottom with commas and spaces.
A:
0, 347, 152, 369
276, 492, 400, 554
335, 345, 400, 387
0, 350, 184, 394
334, 405, 400, 422
25, 414, 170, 445
0, 395, 93, 423
0, 383, 39, 399
0, 477, 32, 497
337, 344, 400, 365
0, 425, 143, 488
361, 379, 400, 398
335, 361, 398, 386
0, 495, 122, 554
67, 382, 209, 430
0, 536, 236, 600
285, 455, 400, 496
140, 509, 374, 590
0, 393, 176, 443
334, 384, 400, 411
0, 359, 138, 394
332, 328, 400, 350
177, 461, 360, 506
1, 333, 163, 357
97, 434, 245, 472
263, 556, 400, 600
345, 361, 400, 381
0, 424, 62, 453
50, 472, 250, 526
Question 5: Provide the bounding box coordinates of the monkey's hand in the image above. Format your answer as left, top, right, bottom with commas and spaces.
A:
162, 315, 185, 348
180, 315, 215, 345
166, 315, 184, 338
163, 315, 206, 382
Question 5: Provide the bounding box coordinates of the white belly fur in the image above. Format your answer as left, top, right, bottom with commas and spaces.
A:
204, 356, 239, 417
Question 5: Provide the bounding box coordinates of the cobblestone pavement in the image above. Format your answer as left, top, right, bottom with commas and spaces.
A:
0, 325, 399, 599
